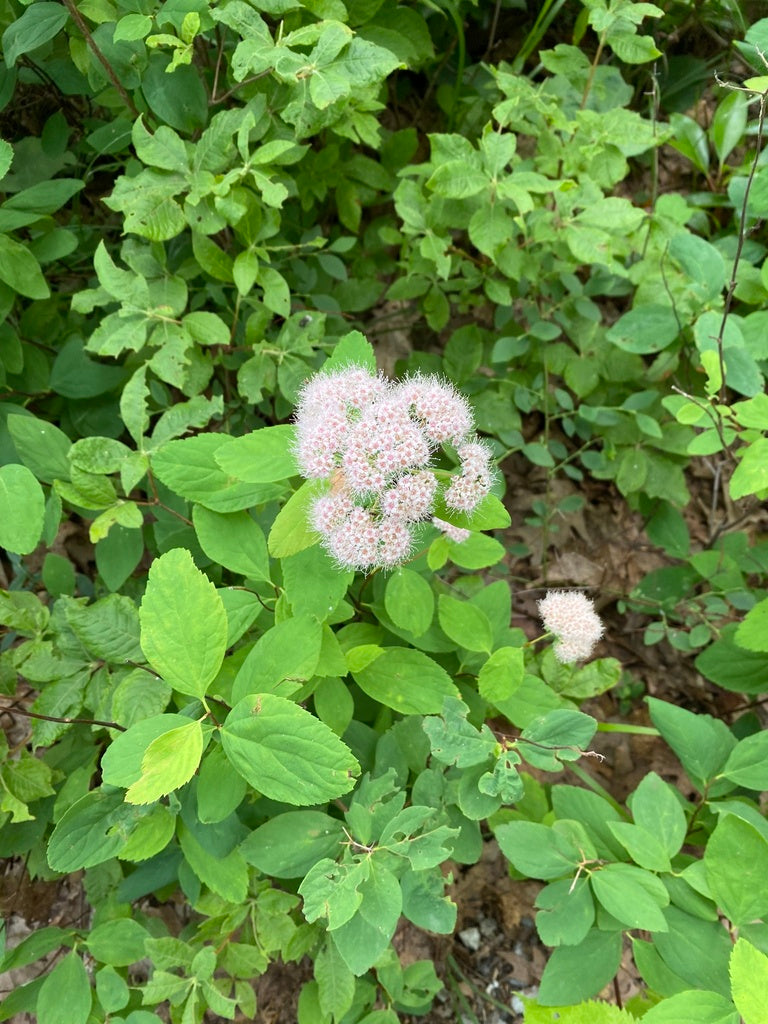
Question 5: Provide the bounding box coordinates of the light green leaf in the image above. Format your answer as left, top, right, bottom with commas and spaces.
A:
0, 464, 44, 554
640, 990, 739, 1024
268, 481, 321, 558
221, 693, 359, 805
734, 597, 768, 653
125, 720, 204, 804
731, 938, 768, 1024
140, 548, 228, 698
729, 439, 768, 500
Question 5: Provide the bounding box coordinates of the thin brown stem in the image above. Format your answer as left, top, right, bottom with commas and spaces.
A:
0, 700, 126, 732
712, 88, 767, 402
60, 0, 140, 118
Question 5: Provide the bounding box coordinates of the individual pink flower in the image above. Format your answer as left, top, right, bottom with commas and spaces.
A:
432, 517, 471, 543
381, 471, 438, 522
396, 374, 473, 445
537, 591, 604, 663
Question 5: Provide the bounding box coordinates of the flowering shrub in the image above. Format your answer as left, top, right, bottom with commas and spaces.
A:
295, 365, 494, 570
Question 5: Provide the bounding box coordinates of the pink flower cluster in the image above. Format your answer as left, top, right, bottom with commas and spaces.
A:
294, 365, 494, 571
537, 590, 604, 663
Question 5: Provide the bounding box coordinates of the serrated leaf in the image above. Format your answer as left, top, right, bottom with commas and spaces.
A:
125, 720, 204, 804
214, 424, 297, 482
221, 693, 359, 805
730, 938, 768, 1024
140, 548, 227, 699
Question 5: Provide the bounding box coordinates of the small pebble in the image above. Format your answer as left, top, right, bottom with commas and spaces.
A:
458, 926, 482, 951
510, 994, 525, 1015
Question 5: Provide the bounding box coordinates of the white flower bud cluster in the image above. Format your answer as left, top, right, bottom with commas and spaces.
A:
537, 590, 604, 663
293, 365, 494, 571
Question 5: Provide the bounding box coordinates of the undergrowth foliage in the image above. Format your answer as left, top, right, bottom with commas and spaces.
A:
0, 0, 768, 1022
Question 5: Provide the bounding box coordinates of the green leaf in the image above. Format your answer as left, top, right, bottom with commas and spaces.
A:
534, 877, 595, 948
607, 821, 672, 873
734, 596, 768, 653
37, 951, 91, 1024
324, 330, 377, 373
653, 906, 732, 997
640, 990, 739, 1024
193, 506, 270, 582
730, 438, 768, 499
605, 304, 679, 354
126, 719, 204, 804
281, 544, 351, 621
590, 863, 669, 931
495, 821, 582, 880
214, 425, 297, 482
731, 938, 768, 1024
140, 548, 228, 699
177, 819, 249, 904
196, 742, 248, 823
647, 697, 735, 791
7, 414, 71, 484
87, 919, 148, 966
438, 595, 493, 653
0, 235, 49, 298
132, 116, 189, 172
422, 696, 497, 768
101, 713, 193, 788
315, 939, 356, 1020
142, 58, 208, 134
241, 811, 346, 878
47, 789, 131, 872
720, 731, 768, 789
630, 771, 687, 857
705, 814, 768, 925
478, 646, 525, 703
0, 464, 44, 554
231, 614, 323, 704
1, 2, 69, 67
221, 693, 359, 805
519, 710, 597, 770
537, 928, 622, 1005
268, 481, 322, 558
330, 860, 402, 976
152, 433, 280, 512
0, 139, 12, 182
351, 647, 459, 714
65, 593, 143, 663
384, 568, 434, 637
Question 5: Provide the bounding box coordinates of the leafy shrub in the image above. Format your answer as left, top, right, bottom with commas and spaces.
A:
1, 0, 768, 1021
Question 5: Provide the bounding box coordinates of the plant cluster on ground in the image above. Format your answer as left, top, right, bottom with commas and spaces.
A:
0, 0, 768, 1021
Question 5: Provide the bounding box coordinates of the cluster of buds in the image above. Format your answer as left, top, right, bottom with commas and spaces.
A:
294, 365, 494, 571
537, 590, 604, 663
